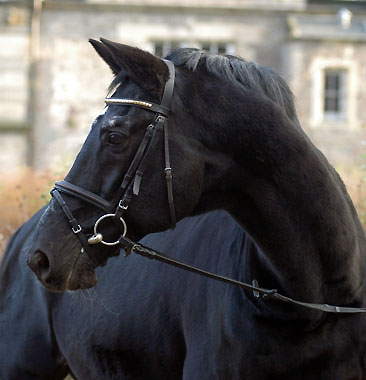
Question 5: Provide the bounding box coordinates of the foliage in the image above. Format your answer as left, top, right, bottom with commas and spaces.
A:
341, 167, 366, 229
357, 151, 366, 228
0, 168, 63, 257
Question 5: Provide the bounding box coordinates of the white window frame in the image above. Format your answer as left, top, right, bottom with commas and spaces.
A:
152, 41, 235, 58
310, 58, 358, 129
323, 69, 347, 120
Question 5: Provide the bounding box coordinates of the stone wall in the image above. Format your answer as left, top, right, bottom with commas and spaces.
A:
83, 0, 305, 10
0, 4, 30, 168
30, 4, 290, 169
286, 14, 366, 168
0, 1, 365, 173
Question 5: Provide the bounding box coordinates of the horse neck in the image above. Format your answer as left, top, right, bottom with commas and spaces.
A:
222, 107, 366, 309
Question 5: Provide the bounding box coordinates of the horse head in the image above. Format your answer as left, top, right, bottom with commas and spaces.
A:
28, 39, 230, 291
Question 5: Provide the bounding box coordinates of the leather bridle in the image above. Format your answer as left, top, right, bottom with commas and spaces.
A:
49, 58, 366, 314
51, 59, 176, 266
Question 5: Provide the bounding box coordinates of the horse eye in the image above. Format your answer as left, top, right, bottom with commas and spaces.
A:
107, 132, 124, 145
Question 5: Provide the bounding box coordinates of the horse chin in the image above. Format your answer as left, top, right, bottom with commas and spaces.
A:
66, 269, 98, 290
65, 253, 99, 290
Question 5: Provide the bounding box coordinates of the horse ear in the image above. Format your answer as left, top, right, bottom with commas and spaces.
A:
89, 38, 122, 76
90, 38, 169, 91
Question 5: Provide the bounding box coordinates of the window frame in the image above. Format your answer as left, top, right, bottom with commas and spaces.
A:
310, 58, 358, 129
323, 68, 347, 120
151, 40, 235, 58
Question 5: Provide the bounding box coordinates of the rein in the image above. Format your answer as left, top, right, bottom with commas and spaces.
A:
50, 59, 366, 314
121, 238, 366, 314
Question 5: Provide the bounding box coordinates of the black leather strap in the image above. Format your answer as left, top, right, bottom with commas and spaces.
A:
120, 121, 160, 191
128, 242, 366, 314
51, 188, 100, 267
132, 118, 164, 196
54, 180, 111, 211
164, 119, 176, 228
162, 60, 176, 228
114, 116, 164, 220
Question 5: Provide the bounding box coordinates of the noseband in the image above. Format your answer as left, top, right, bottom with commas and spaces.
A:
51, 59, 176, 266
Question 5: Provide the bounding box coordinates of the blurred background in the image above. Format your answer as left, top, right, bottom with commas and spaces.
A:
0, 0, 366, 251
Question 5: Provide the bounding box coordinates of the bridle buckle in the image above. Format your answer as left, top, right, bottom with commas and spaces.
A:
164, 167, 172, 179
72, 225, 82, 234
118, 200, 129, 210
155, 115, 166, 130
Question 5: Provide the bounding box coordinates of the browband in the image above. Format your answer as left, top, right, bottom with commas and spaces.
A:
104, 98, 170, 116
104, 59, 174, 117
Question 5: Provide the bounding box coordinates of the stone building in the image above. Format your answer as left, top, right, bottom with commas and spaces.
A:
0, 0, 365, 172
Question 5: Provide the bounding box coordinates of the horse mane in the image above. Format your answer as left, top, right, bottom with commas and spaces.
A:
107, 47, 299, 125
165, 48, 299, 124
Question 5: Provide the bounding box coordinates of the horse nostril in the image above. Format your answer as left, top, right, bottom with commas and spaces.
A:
33, 251, 50, 271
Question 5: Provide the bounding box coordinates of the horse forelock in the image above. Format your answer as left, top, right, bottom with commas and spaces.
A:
166, 48, 298, 124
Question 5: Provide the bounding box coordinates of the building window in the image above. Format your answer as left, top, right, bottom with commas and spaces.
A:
323, 69, 347, 119
153, 41, 235, 57
153, 41, 180, 58
310, 58, 358, 129
200, 42, 230, 55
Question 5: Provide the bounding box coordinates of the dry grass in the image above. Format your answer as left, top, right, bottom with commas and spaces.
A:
0, 168, 63, 257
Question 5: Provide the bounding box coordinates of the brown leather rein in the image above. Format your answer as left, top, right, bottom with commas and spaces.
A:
50, 59, 366, 314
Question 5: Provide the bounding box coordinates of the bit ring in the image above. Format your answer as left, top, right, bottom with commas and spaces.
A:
92, 213, 127, 246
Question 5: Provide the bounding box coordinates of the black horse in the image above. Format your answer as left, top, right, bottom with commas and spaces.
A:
20, 39, 366, 378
